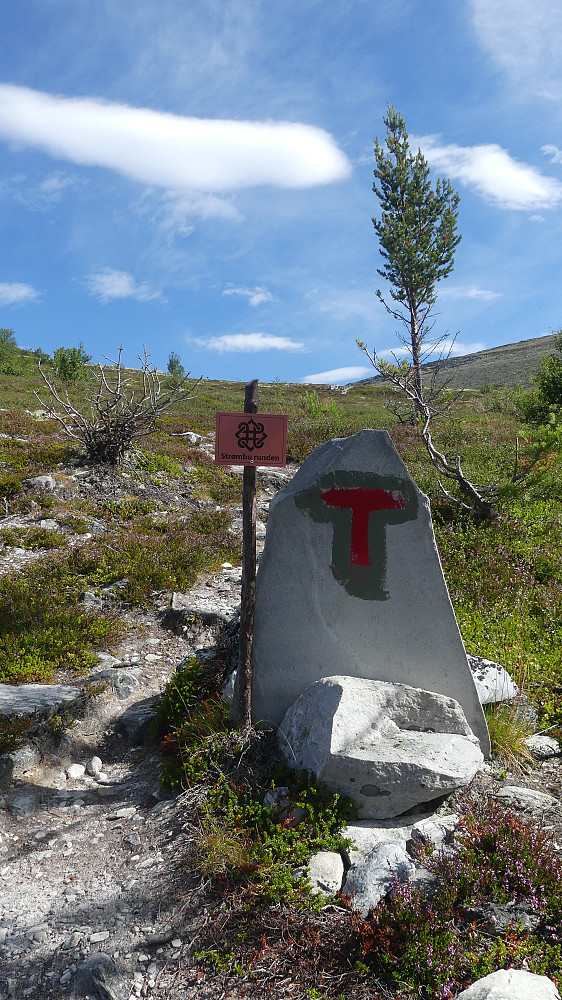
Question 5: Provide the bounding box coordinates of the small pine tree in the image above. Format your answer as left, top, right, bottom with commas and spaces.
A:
167, 350, 186, 380
369, 105, 461, 406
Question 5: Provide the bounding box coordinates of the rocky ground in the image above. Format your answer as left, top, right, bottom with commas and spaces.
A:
0, 446, 561, 1000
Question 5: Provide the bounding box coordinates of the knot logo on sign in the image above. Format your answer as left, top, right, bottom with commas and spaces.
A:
235, 417, 267, 453
295, 471, 418, 601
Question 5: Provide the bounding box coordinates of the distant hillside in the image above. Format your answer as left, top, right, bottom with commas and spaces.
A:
352, 334, 559, 390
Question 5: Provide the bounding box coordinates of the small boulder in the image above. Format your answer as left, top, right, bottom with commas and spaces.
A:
279, 675, 483, 819
467, 654, 518, 705
307, 851, 345, 896
343, 842, 414, 916
525, 734, 560, 759
453, 969, 560, 999
494, 785, 558, 812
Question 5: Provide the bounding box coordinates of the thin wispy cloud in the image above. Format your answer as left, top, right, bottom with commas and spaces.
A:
471, 0, 562, 99
194, 333, 305, 352
542, 145, 562, 165
301, 365, 372, 384
0, 85, 351, 194
378, 339, 486, 361
222, 286, 275, 307
440, 284, 502, 302
417, 136, 562, 211
84, 268, 160, 303
0, 281, 39, 305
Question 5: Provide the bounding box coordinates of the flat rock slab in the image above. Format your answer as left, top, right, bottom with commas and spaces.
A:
0, 682, 82, 719
280, 675, 483, 819
454, 968, 560, 999
251, 430, 489, 754
494, 785, 559, 812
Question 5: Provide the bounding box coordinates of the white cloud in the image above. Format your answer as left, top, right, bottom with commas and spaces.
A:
0, 281, 39, 305
301, 365, 372, 384
417, 136, 562, 211
440, 284, 502, 302
222, 286, 275, 307
0, 85, 351, 193
471, 0, 562, 99
194, 332, 305, 352
542, 144, 562, 165
159, 191, 242, 232
84, 268, 160, 303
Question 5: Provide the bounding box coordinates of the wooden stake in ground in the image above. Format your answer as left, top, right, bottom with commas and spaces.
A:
237, 378, 258, 727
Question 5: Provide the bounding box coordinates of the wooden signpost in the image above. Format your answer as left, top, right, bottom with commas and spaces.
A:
214, 381, 287, 726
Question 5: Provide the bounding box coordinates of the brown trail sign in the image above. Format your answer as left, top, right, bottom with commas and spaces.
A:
214, 382, 287, 725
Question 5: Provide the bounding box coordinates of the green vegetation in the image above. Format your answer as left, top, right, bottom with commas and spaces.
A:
51, 342, 91, 383
156, 660, 354, 909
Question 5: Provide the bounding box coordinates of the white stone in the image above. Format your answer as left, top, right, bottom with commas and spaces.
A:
86, 756, 103, 776
344, 842, 414, 916
66, 764, 85, 779
306, 851, 345, 895
454, 968, 560, 999
467, 655, 519, 705
525, 735, 560, 759
251, 430, 489, 755
279, 675, 483, 819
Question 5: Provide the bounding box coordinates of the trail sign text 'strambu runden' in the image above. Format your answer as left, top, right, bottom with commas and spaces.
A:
215, 412, 287, 467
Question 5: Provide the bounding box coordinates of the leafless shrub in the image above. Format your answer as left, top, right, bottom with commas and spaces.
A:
35, 345, 200, 465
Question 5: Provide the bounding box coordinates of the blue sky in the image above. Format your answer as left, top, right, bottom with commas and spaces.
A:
1, 0, 562, 385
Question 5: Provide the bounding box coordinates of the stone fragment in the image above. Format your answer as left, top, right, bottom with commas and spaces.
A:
525, 735, 560, 759
453, 968, 560, 999
24, 475, 56, 491
90, 931, 110, 942
409, 813, 459, 851
344, 817, 417, 860
86, 756, 103, 776
307, 851, 344, 895
73, 952, 129, 999
344, 842, 414, 916
251, 430, 489, 754
91, 668, 141, 700
467, 654, 519, 705
9, 791, 36, 817
107, 806, 137, 820
280, 675, 483, 819
67, 764, 86, 779
494, 785, 558, 812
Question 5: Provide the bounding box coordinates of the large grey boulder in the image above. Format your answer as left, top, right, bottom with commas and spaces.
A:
279, 675, 483, 819
454, 969, 560, 999
251, 430, 489, 755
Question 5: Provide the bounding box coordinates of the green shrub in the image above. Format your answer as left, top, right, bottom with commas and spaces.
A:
51, 342, 91, 383
0, 526, 67, 550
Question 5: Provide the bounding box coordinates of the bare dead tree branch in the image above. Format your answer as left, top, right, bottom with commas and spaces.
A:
357, 341, 557, 519
35, 345, 201, 465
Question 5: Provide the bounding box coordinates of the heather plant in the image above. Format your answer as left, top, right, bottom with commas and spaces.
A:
88, 508, 238, 603
351, 795, 562, 996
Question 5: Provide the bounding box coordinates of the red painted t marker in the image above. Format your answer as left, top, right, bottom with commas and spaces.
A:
321, 487, 405, 566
